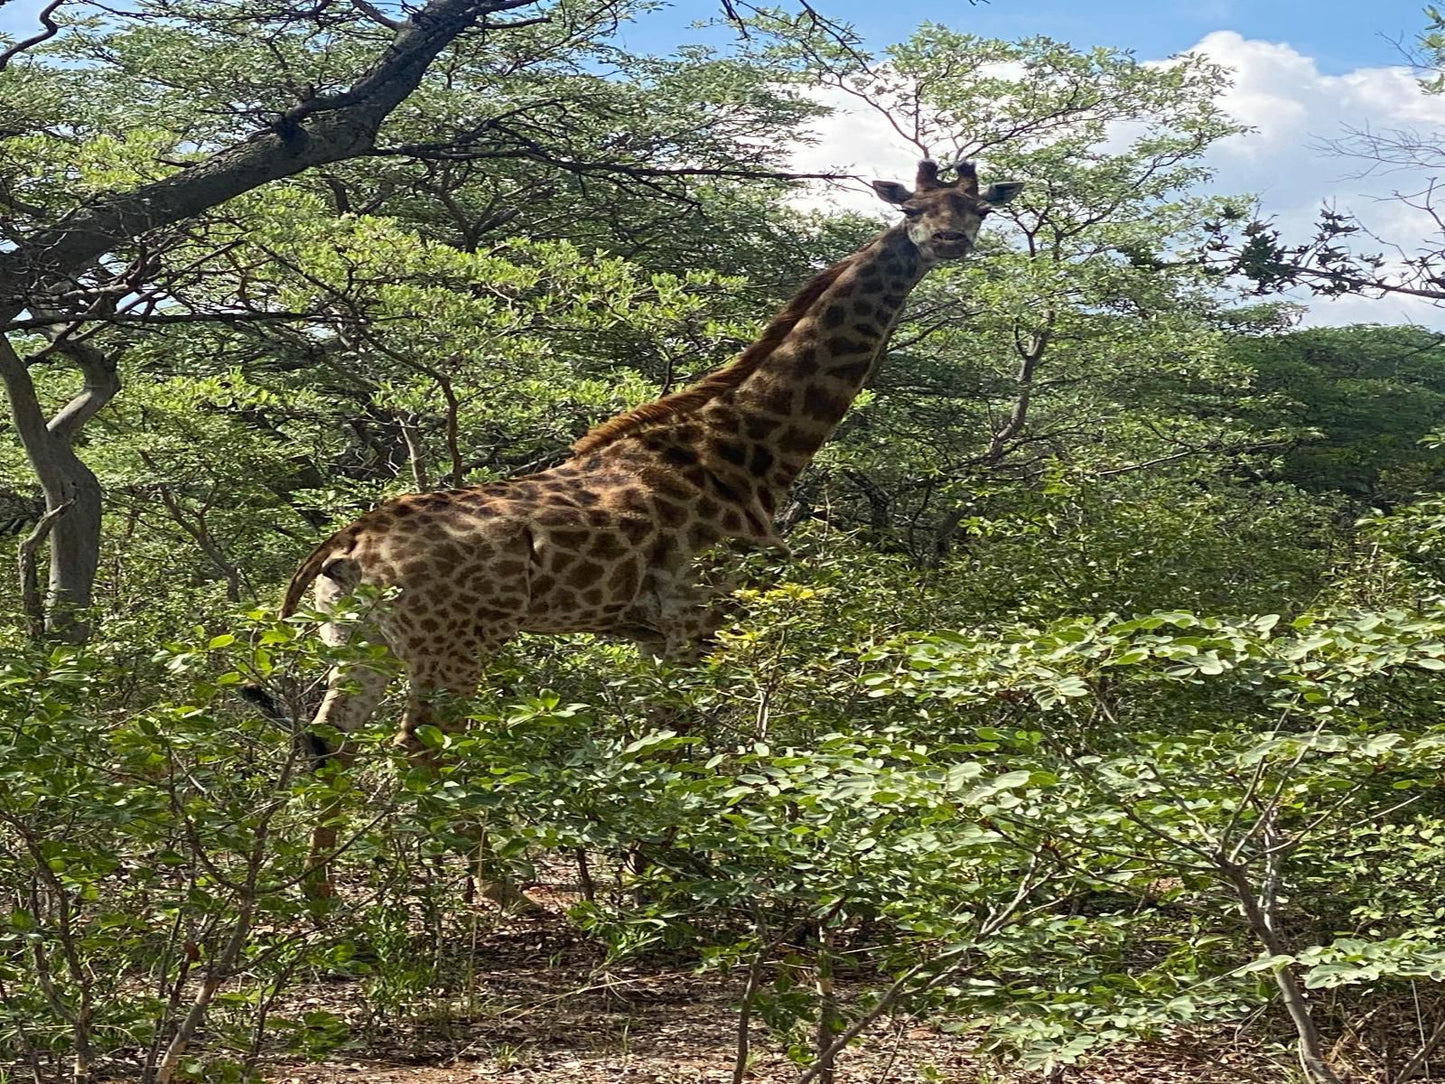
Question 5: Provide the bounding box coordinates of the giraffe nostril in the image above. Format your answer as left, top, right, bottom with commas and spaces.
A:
932, 231, 966, 242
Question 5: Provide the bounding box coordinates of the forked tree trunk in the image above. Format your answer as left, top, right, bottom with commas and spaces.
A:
0, 334, 114, 642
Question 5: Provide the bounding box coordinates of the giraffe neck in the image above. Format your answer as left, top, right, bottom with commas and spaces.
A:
710, 225, 927, 485
573, 225, 931, 552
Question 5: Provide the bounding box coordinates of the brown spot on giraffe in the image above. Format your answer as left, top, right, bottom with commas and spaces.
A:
825, 335, 873, 357
618, 517, 653, 544
743, 416, 780, 441
831, 358, 875, 385
789, 348, 821, 380
750, 446, 775, 479
655, 498, 689, 528
756, 384, 796, 417
713, 439, 748, 467
802, 385, 852, 422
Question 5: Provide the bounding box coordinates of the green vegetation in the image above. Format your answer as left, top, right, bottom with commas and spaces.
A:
3, 3, 1445, 1082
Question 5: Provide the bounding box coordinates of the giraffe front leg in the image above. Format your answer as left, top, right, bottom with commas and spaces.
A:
393, 635, 539, 912
663, 581, 744, 663
625, 570, 743, 663
616, 593, 738, 891
393, 642, 490, 757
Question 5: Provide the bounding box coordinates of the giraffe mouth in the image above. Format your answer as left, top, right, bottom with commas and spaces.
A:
929, 238, 972, 259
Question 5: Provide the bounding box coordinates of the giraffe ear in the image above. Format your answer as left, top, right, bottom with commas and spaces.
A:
871, 180, 913, 205
981, 181, 1025, 206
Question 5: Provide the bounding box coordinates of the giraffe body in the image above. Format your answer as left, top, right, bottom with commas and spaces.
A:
280, 160, 1023, 755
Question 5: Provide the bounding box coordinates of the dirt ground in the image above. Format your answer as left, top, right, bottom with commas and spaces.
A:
260, 887, 1283, 1084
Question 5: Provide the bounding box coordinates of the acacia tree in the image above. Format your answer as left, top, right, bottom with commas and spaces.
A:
736, 28, 1263, 567
0, 0, 568, 640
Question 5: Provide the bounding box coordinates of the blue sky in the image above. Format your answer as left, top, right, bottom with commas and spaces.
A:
610, 0, 1435, 75
1, 0, 1436, 73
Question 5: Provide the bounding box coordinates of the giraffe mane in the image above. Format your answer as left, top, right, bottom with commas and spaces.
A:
570, 255, 855, 455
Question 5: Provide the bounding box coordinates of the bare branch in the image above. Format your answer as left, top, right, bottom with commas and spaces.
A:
41, 333, 121, 443
349, 0, 403, 29
0, 0, 65, 73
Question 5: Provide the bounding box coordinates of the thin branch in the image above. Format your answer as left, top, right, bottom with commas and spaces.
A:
2, 309, 327, 331
0, 0, 64, 72
477, 14, 550, 29
1396, 1013, 1445, 1083
349, 0, 402, 29
397, 411, 429, 491
792, 860, 1057, 1084
732, 940, 768, 1084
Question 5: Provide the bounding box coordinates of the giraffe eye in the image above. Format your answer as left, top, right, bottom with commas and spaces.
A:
901, 206, 923, 218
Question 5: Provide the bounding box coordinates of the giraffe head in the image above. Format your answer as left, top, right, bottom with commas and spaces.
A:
871, 159, 1023, 263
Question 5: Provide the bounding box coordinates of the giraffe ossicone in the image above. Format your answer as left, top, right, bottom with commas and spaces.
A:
270, 158, 1023, 761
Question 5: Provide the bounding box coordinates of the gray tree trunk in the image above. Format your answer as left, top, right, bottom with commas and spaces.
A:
0, 334, 115, 641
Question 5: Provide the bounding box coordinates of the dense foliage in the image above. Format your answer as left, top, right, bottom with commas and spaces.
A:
3, 3, 1445, 1083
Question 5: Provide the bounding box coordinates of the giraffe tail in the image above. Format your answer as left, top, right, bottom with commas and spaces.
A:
280, 531, 351, 618
238, 684, 333, 770
239, 682, 293, 726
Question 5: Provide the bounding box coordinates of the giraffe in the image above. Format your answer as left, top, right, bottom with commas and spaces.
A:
256, 158, 1021, 890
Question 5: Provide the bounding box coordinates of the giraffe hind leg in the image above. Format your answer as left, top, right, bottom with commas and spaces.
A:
303, 569, 397, 904
307, 573, 397, 761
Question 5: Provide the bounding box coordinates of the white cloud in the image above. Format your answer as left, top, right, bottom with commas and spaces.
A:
784, 86, 916, 217
789, 32, 1445, 328
1189, 31, 1445, 327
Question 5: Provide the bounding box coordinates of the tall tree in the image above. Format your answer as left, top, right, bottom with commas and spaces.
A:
744, 29, 1255, 563
0, 0, 560, 638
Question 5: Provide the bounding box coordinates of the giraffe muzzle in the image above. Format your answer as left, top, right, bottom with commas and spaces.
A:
928, 231, 972, 258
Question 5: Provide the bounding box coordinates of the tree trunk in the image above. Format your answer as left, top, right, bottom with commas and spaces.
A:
1220, 856, 1349, 1084
0, 334, 113, 642
42, 451, 102, 642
